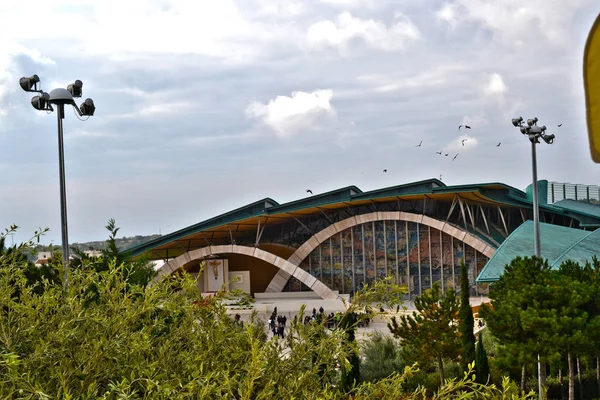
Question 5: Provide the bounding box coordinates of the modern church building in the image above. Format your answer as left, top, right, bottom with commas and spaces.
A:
127, 179, 600, 300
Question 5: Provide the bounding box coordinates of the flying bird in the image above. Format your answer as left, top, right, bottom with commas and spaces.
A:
496, 142, 501, 147
306, 189, 313, 195
452, 153, 459, 161
416, 141, 423, 147
444, 153, 449, 156
558, 124, 562, 127
458, 125, 472, 130
461, 139, 468, 146
436, 150, 442, 155
383, 169, 387, 173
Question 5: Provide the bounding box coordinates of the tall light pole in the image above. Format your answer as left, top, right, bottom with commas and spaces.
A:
19, 74, 96, 290
511, 116, 556, 400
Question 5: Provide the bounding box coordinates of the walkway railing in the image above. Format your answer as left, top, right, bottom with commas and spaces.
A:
548, 182, 600, 204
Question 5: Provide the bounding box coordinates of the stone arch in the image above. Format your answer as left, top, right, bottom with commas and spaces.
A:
265, 211, 496, 292
155, 244, 338, 300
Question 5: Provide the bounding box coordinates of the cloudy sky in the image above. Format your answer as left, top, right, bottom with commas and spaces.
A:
1, 0, 599, 245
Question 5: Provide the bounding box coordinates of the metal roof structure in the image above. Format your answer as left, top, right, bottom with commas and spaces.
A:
477, 220, 600, 282
125, 178, 600, 260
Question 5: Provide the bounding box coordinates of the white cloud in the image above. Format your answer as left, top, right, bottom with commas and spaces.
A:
318, 0, 381, 7
107, 102, 195, 120
245, 90, 336, 138
484, 73, 508, 96
435, 3, 460, 30
0, 1, 289, 65
435, 0, 592, 47
358, 65, 468, 93
306, 12, 420, 54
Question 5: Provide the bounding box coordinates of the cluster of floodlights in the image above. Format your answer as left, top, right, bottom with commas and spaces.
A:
511, 116, 555, 145
19, 74, 95, 116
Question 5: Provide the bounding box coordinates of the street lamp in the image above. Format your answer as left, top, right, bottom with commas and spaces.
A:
19, 74, 96, 290
511, 116, 556, 400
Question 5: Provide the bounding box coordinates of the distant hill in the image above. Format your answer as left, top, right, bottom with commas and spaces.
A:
34, 234, 162, 253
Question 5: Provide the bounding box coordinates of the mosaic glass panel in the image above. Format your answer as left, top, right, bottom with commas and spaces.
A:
464, 245, 476, 296
385, 221, 397, 281
430, 227, 442, 290
476, 254, 489, 296
441, 233, 455, 291
321, 240, 332, 288
310, 248, 321, 282
285, 217, 492, 297
375, 221, 387, 280
396, 221, 408, 289
364, 223, 375, 286
353, 225, 364, 291
453, 239, 464, 290
407, 222, 420, 297
331, 234, 343, 292
419, 225, 430, 292
342, 230, 354, 295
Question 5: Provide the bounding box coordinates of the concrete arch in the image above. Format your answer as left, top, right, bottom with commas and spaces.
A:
265, 211, 496, 292
155, 244, 338, 300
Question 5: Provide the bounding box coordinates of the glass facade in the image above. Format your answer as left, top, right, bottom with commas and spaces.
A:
283, 219, 489, 297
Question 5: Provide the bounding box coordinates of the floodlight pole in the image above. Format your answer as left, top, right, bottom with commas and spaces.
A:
19, 75, 96, 292
56, 104, 70, 288
531, 140, 543, 400
512, 116, 555, 400
531, 141, 541, 259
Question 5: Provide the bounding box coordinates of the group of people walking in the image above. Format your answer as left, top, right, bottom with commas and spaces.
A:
268, 308, 287, 338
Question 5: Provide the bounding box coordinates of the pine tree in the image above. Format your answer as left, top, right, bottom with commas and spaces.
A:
475, 332, 490, 384
388, 282, 461, 386
339, 311, 360, 391
459, 261, 476, 370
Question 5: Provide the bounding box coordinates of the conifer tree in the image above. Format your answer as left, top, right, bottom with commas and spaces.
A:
459, 261, 476, 370
475, 331, 490, 384
388, 282, 461, 386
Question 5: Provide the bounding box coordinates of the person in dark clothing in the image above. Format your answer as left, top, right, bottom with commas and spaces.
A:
319, 306, 324, 314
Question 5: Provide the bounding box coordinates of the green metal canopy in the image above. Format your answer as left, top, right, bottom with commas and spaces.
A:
477, 220, 600, 282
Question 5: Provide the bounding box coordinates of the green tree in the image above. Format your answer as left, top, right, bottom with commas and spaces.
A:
388, 282, 461, 386
339, 311, 359, 391
360, 331, 405, 382
0, 228, 536, 399
475, 332, 490, 384
480, 256, 552, 392
70, 219, 156, 289
553, 260, 600, 400
459, 261, 476, 370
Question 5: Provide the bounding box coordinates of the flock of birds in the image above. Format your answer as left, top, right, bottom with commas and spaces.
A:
305, 122, 563, 195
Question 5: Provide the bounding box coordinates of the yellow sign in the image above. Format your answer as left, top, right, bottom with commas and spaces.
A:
584, 13, 600, 163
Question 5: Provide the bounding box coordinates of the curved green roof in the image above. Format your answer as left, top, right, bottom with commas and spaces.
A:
126, 178, 600, 258
477, 220, 600, 282
552, 228, 600, 266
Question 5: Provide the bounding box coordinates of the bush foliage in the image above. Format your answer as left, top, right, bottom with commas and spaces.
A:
0, 225, 534, 399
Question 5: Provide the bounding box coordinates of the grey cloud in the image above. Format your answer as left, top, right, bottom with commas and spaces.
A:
2, 0, 600, 245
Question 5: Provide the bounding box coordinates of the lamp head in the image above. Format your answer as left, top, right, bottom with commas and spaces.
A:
67, 80, 83, 98
529, 125, 543, 135
520, 126, 529, 134
30, 92, 53, 111
527, 117, 538, 127
80, 98, 95, 116
542, 134, 555, 145
19, 74, 40, 92
528, 134, 540, 144
512, 117, 523, 127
